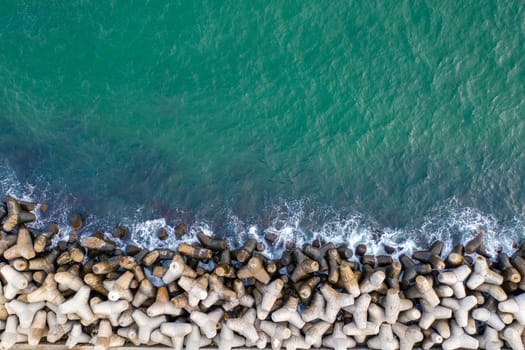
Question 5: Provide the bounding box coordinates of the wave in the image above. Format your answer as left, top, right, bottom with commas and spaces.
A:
0, 160, 523, 259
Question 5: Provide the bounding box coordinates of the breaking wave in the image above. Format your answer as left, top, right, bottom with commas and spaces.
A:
0, 161, 523, 258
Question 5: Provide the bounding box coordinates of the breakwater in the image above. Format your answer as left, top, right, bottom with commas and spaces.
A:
0, 196, 524, 350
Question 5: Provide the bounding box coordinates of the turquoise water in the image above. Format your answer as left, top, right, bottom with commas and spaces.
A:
1, 2, 525, 250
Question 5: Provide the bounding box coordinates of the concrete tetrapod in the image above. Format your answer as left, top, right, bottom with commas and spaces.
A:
10, 258, 27, 272
132, 278, 156, 308
117, 326, 141, 346
398, 307, 422, 324
440, 295, 478, 328
159, 322, 192, 350
80, 236, 115, 253
296, 276, 319, 302
117, 309, 134, 328
131, 309, 167, 344
0, 315, 26, 350
184, 324, 212, 350
214, 249, 235, 279
260, 320, 292, 350
226, 308, 259, 344
322, 322, 356, 350
464, 315, 477, 335
247, 329, 269, 350
235, 239, 257, 264
46, 312, 72, 343
475, 283, 507, 301
326, 248, 340, 284
2, 196, 35, 232
304, 243, 331, 273
197, 231, 227, 251
44, 300, 69, 326
58, 285, 95, 326
472, 307, 506, 331
178, 275, 208, 307
147, 286, 182, 317
360, 270, 386, 294
368, 302, 387, 326
118, 256, 144, 281
257, 278, 284, 320
149, 330, 172, 347
214, 323, 244, 350
92, 256, 121, 275
442, 320, 479, 350
392, 323, 424, 350
104, 270, 134, 302
91, 319, 125, 350
421, 330, 443, 350
320, 283, 354, 323
28, 249, 58, 273
385, 262, 402, 290
271, 296, 305, 329
283, 326, 310, 350
54, 271, 84, 292
467, 256, 504, 290
511, 256, 525, 291
344, 293, 371, 329
345, 302, 384, 343
0, 264, 29, 300
66, 322, 91, 349
189, 308, 224, 339
24, 309, 47, 346
434, 284, 455, 298
418, 299, 452, 330
237, 255, 271, 284
465, 231, 490, 257
498, 293, 525, 324
301, 292, 325, 323
304, 320, 331, 348
382, 288, 413, 324
170, 293, 195, 314
432, 319, 451, 339
411, 275, 440, 307
367, 324, 399, 350
27, 273, 64, 305
0, 232, 16, 258
92, 300, 130, 326
3, 227, 35, 260
291, 250, 320, 283
201, 274, 236, 309
400, 255, 432, 288
478, 326, 504, 350
498, 309, 517, 325
4, 299, 44, 329
178, 243, 212, 261
162, 254, 193, 284
343, 321, 381, 344
501, 322, 524, 350
498, 253, 521, 284
338, 261, 360, 298
223, 279, 254, 310
83, 273, 107, 295
438, 264, 471, 298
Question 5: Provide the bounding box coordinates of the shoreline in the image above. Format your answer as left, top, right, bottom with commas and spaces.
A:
0, 195, 524, 350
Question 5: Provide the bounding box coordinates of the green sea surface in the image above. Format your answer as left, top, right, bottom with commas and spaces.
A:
0, 1, 524, 243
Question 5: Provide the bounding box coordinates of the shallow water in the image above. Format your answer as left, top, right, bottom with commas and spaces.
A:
0, 2, 524, 253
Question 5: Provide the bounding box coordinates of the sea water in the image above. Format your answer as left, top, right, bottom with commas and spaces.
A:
0, 1, 524, 255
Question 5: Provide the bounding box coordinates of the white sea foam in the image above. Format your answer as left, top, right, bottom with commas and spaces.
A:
217, 198, 525, 258
0, 161, 523, 258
